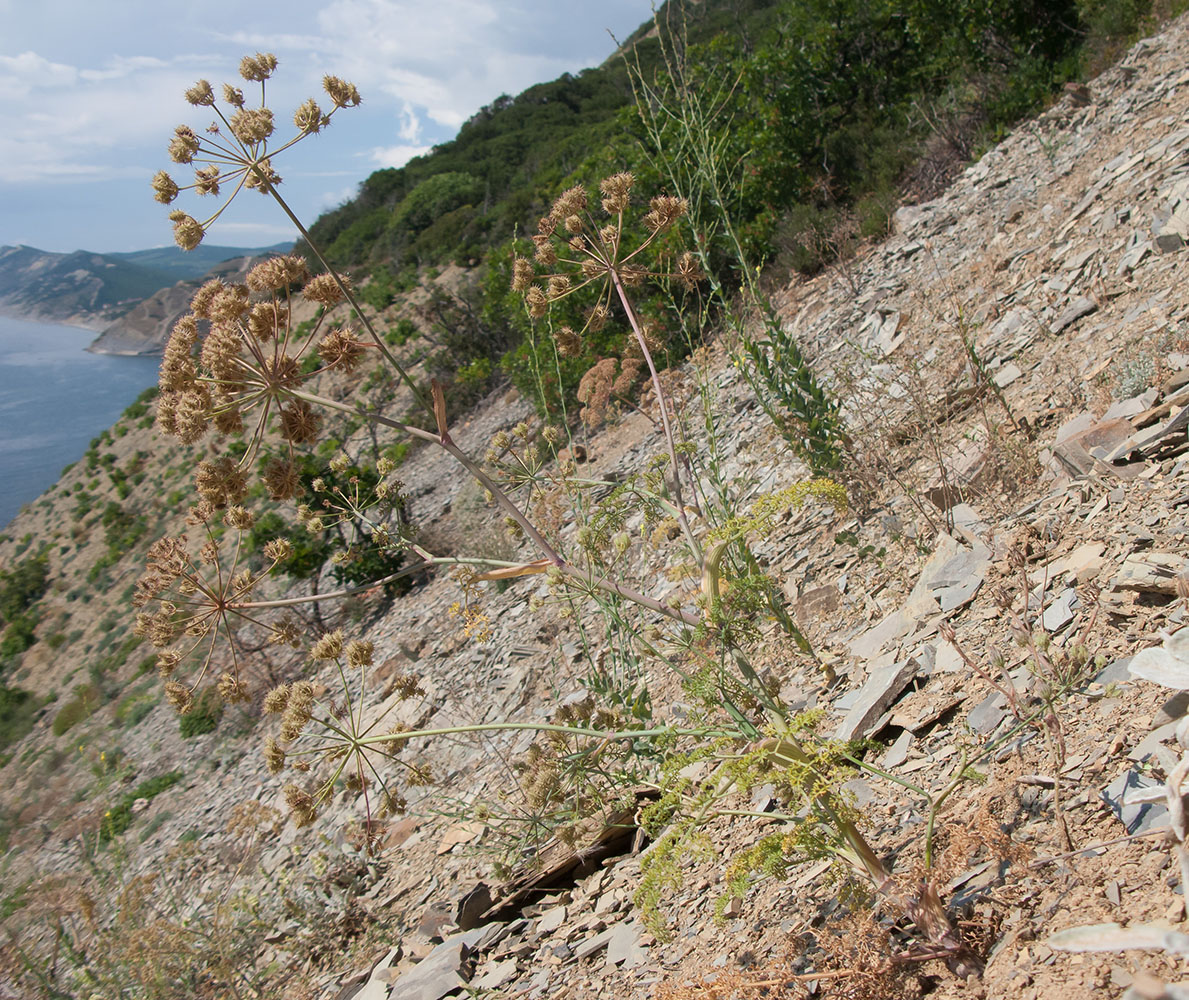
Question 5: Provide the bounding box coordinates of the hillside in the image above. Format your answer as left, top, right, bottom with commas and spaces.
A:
3, 3, 1189, 999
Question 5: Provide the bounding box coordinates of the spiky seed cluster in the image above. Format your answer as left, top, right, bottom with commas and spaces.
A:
310, 630, 344, 661
510, 174, 700, 393
280, 681, 315, 742
155, 55, 362, 250
284, 785, 317, 827
155, 253, 365, 475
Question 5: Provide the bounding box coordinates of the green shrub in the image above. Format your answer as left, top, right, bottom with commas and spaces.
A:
52, 685, 101, 737
0, 686, 38, 749
99, 770, 183, 843
179, 688, 222, 739
0, 553, 49, 623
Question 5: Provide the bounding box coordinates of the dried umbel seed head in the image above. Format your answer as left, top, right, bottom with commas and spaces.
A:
525, 286, 547, 319
264, 737, 286, 774
223, 505, 255, 530
194, 458, 248, 509
164, 681, 193, 715
185, 79, 216, 107
310, 630, 344, 661
239, 52, 278, 82
302, 272, 348, 306
283, 785, 317, 827
194, 165, 220, 197
223, 83, 245, 108
168, 126, 200, 164
248, 254, 309, 292
511, 257, 534, 293
346, 640, 374, 668
189, 278, 225, 319
244, 158, 281, 192
676, 251, 704, 290
264, 457, 297, 502
586, 303, 609, 332
532, 235, 556, 267
644, 195, 688, 233
555, 326, 582, 357
263, 684, 291, 714
218, 672, 250, 703
323, 75, 362, 108
550, 185, 587, 222
169, 211, 204, 251
319, 327, 366, 370
293, 98, 326, 134
151, 171, 179, 204
262, 538, 293, 562
547, 276, 571, 300
209, 284, 251, 323
600, 172, 634, 214
279, 400, 321, 444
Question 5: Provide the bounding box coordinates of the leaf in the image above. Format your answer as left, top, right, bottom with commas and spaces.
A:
473, 559, 551, 581
1130, 629, 1189, 689
431, 378, 449, 442
1049, 922, 1189, 955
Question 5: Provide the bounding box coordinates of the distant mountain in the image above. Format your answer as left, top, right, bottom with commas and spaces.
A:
0, 242, 291, 331
88, 253, 280, 356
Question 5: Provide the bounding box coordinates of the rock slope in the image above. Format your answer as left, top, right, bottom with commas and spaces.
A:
5, 13, 1189, 1000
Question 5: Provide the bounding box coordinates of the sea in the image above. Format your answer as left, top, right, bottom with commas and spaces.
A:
0, 316, 161, 530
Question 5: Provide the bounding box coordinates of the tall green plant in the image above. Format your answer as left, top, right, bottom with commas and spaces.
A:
135, 54, 984, 972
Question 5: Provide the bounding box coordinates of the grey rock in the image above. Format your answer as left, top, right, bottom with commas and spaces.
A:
1042, 587, 1080, 632
1101, 769, 1168, 836
1052, 296, 1098, 333
1094, 657, 1134, 686
388, 929, 486, 1000
833, 660, 917, 741
605, 920, 648, 969
574, 926, 615, 961
1113, 552, 1189, 593
1154, 691, 1189, 728
968, 693, 1007, 735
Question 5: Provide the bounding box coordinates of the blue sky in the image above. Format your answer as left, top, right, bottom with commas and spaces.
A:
0, 0, 656, 254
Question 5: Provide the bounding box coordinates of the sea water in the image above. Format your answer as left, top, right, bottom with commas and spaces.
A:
0, 316, 160, 529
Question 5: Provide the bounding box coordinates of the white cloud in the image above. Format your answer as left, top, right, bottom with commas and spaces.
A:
311, 0, 596, 129
369, 143, 432, 169
317, 183, 359, 208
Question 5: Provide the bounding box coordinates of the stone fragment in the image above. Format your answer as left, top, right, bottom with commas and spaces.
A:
574, 926, 615, 961
1042, 587, 1079, 632
1113, 552, 1189, 593
1052, 296, 1098, 333
388, 929, 486, 1000
1100, 769, 1168, 836
352, 946, 403, 1000
536, 904, 567, 935
883, 730, 914, 769
605, 920, 648, 969
968, 693, 1006, 735
795, 585, 841, 621
470, 959, 517, 992
833, 660, 917, 741
993, 363, 1023, 388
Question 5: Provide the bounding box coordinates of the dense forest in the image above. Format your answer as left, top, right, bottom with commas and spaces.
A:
294, 0, 1175, 422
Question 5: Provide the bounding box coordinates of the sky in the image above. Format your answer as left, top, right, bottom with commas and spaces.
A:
0, 0, 657, 254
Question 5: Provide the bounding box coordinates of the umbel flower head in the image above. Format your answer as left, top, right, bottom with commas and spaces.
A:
511, 173, 703, 424
155, 254, 365, 477
154, 54, 362, 250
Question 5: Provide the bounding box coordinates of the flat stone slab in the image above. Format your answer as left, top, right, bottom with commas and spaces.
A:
388, 928, 486, 1000
834, 660, 917, 741
1113, 552, 1189, 593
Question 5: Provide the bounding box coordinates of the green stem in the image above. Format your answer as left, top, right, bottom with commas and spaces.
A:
358, 721, 733, 749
